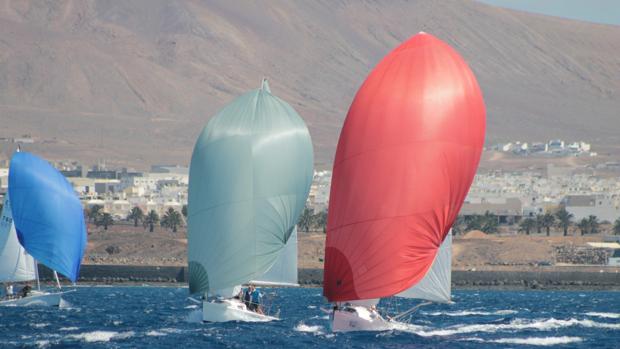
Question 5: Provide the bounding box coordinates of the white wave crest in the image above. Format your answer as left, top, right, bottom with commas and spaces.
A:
492, 336, 583, 346
406, 318, 620, 337
35, 340, 50, 348
59, 327, 79, 331
585, 312, 620, 319
67, 331, 135, 343
294, 322, 324, 335
186, 309, 203, 323
31, 323, 50, 328
423, 310, 517, 317
146, 330, 167, 337
465, 336, 583, 346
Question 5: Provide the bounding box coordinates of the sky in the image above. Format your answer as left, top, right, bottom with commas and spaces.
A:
477, 0, 620, 25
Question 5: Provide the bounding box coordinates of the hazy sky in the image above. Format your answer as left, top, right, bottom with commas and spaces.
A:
478, 0, 620, 25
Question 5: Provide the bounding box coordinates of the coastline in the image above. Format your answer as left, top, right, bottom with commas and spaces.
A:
37, 265, 620, 291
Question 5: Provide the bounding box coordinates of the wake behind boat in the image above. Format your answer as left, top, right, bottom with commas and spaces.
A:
187, 79, 313, 322
322, 32, 486, 332
0, 151, 87, 307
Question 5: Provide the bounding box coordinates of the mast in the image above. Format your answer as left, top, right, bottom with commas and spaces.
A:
34, 259, 40, 291
53, 270, 61, 289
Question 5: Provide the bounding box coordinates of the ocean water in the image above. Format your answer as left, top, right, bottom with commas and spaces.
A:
0, 287, 619, 348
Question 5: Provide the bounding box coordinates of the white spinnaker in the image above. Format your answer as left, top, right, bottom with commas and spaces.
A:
250, 226, 299, 287
396, 232, 452, 303
0, 194, 36, 283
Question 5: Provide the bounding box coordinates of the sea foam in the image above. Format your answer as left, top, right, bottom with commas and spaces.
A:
294, 322, 324, 335
423, 310, 517, 316
402, 318, 620, 337
67, 331, 135, 343
585, 312, 620, 319
465, 336, 583, 346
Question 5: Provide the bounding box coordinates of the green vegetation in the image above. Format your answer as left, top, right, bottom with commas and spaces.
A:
519, 217, 536, 235
161, 208, 183, 233
95, 212, 114, 230
587, 215, 600, 235
127, 206, 144, 227
465, 211, 498, 234
614, 217, 620, 235
555, 207, 574, 236
143, 210, 160, 233
89, 204, 103, 223
541, 213, 556, 236
297, 207, 329, 233
577, 218, 590, 236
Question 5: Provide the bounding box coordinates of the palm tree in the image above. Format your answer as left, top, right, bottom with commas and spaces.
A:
541, 213, 555, 236
481, 211, 499, 234
588, 215, 599, 235
577, 218, 590, 236
452, 215, 466, 235
161, 208, 182, 233
465, 214, 483, 231
298, 207, 313, 232
519, 218, 536, 235
535, 214, 544, 234
95, 212, 114, 230
89, 204, 103, 222
127, 206, 144, 227
143, 210, 160, 233
555, 207, 574, 236
182, 205, 188, 219
312, 210, 328, 234
614, 217, 620, 235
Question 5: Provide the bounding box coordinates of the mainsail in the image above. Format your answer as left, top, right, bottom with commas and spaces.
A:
396, 233, 452, 303
188, 80, 313, 295
0, 194, 36, 283
323, 33, 485, 302
8, 152, 87, 282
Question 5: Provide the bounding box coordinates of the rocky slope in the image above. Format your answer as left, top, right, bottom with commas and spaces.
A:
0, 0, 618, 167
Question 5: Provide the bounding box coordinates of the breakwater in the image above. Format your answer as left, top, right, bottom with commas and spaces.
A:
38, 265, 620, 290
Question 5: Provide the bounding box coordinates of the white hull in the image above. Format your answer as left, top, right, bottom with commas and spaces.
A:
0, 290, 68, 307
331, 306, 392, 332
202, 298, 278, 323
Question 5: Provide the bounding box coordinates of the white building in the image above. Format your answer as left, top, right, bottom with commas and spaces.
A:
563, 195, 620, 222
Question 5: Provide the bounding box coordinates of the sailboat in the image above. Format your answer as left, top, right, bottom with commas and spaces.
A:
187, 79, 313, 322
0, 151, 87, 307
323, 32, 486, 332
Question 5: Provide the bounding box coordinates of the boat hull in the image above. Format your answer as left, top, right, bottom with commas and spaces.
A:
0, 290, 64, 307
202, 299, 278, 323
331, 307, 392, 332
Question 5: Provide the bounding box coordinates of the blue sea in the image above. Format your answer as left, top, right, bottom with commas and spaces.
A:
0, 287, 619, 348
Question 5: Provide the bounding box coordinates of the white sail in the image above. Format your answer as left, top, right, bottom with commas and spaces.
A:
0, 194, 36, 283
396, 232, 452, 303
250, 226, 299, 287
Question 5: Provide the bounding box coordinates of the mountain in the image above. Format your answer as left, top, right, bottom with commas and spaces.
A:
0, 0, 618, 168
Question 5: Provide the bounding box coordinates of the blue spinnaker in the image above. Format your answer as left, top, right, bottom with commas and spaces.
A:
8, 152, 87, 282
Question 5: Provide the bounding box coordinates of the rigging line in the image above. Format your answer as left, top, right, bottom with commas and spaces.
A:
390, 301, 432, 322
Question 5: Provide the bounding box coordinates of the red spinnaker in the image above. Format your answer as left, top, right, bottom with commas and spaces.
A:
323, 33, 486, 302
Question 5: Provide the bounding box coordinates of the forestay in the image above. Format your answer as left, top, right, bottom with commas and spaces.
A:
188, 80, 313, 295
0, 194, 36, 283
8, 152, 87, 282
